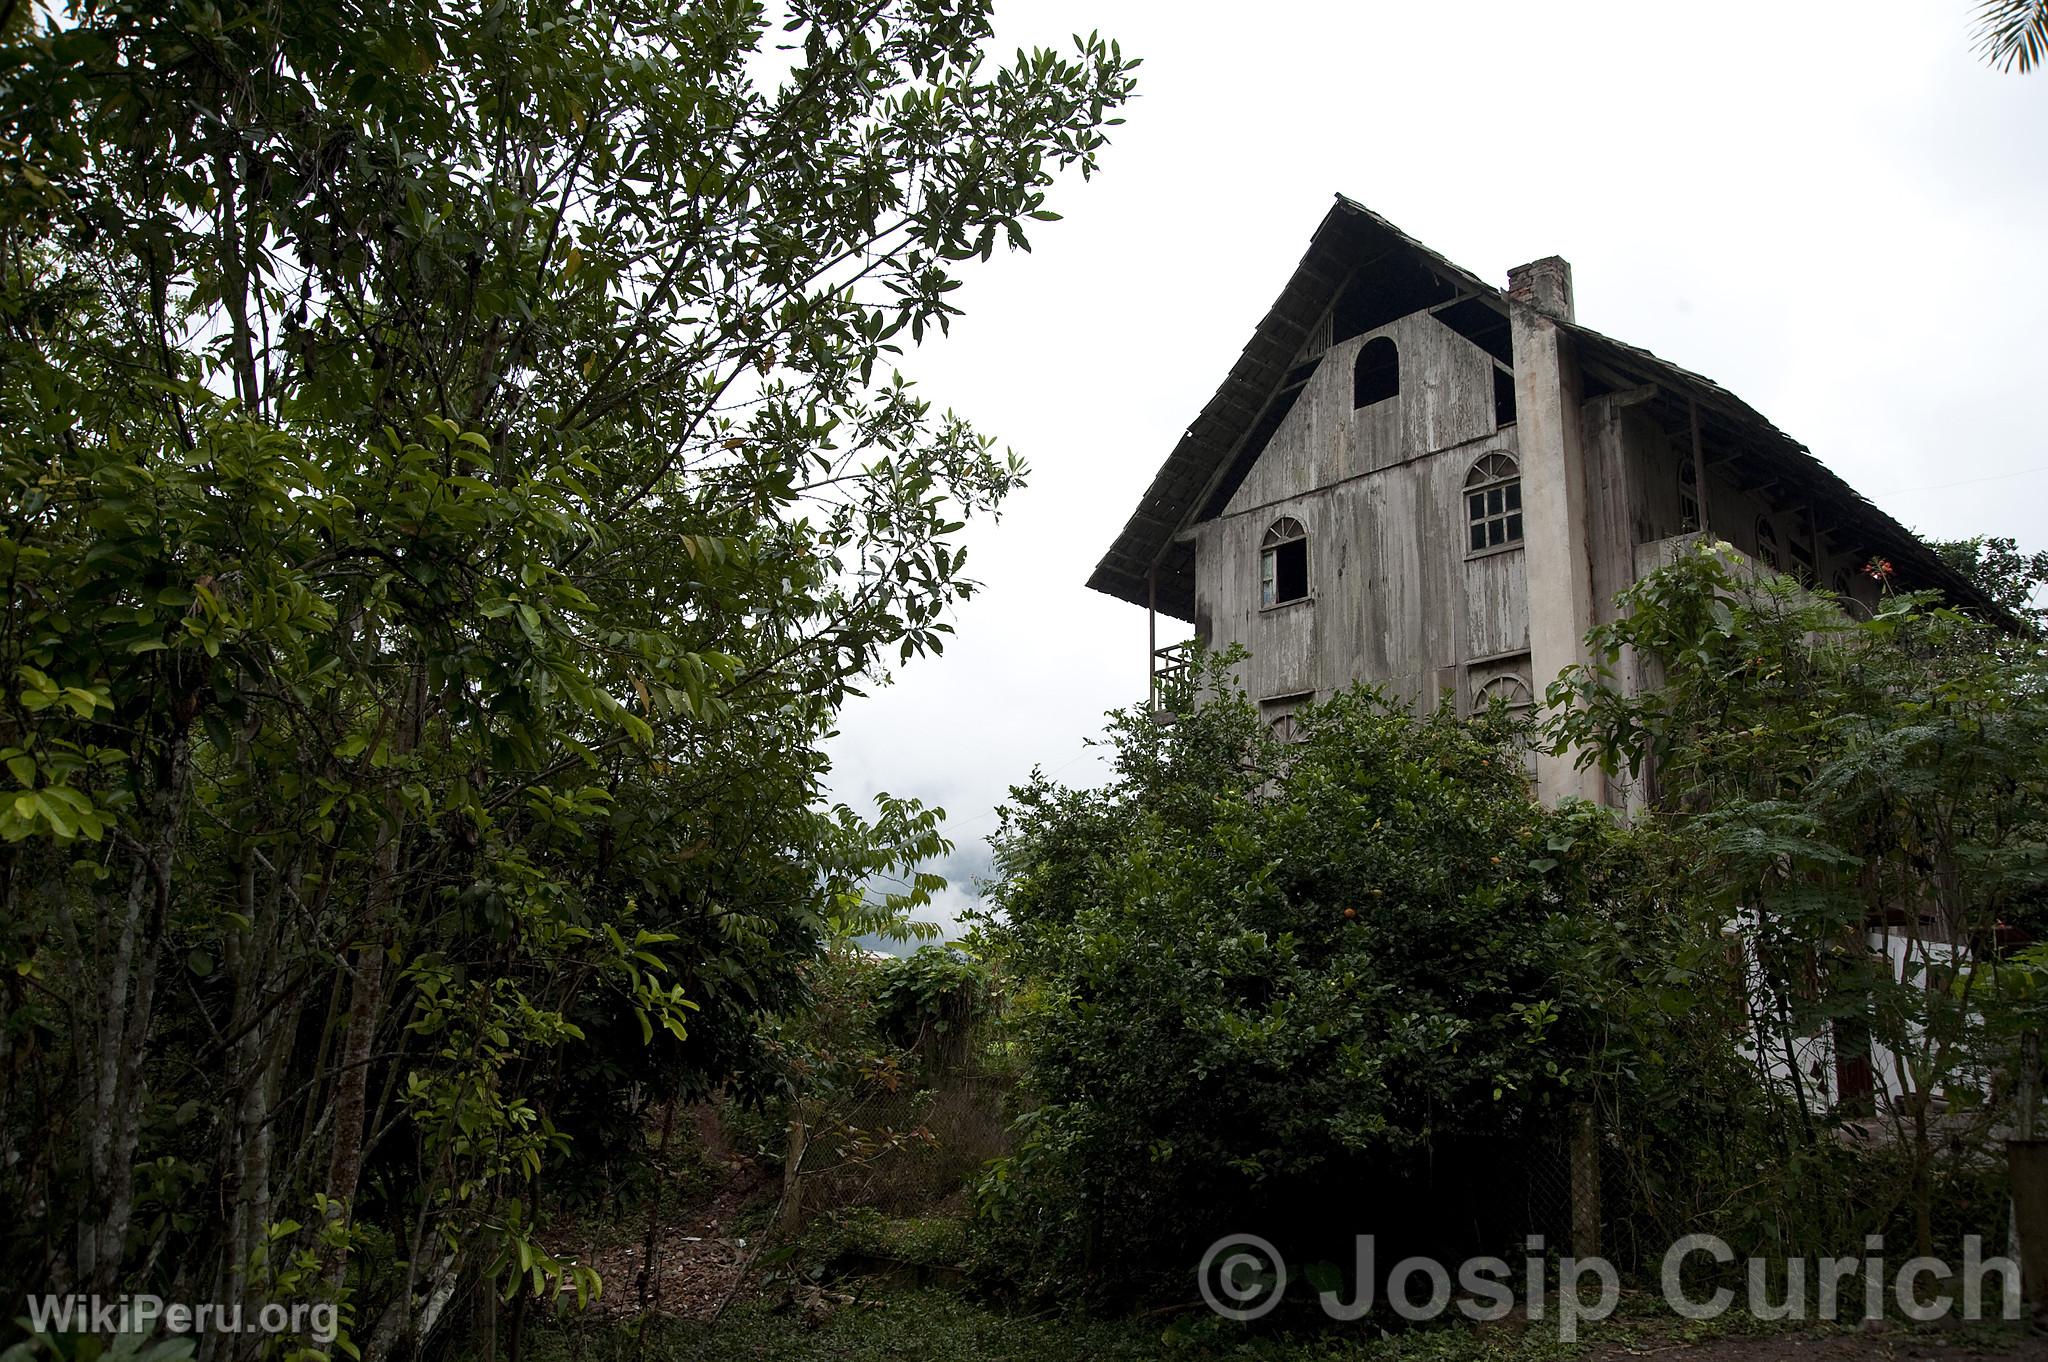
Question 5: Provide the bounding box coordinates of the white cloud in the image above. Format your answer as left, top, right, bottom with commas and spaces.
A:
823, 1, 2048, 926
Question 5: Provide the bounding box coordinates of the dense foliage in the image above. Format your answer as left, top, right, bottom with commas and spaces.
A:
970, 660, 1700, 1300
0, 0, 1134, 1355
733, 943, 998, 1240
971, 540, 2048, 1303
1932, 534, 2048, 630
1551, 541, 2048, 1258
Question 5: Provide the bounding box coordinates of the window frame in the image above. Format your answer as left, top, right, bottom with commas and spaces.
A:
1755, 514, 1780, 571
1261, 690, 1313, 743
1471, 672, 1539, 779
1464, 452, 1525, 559
1259, 517, 1310, 609
1789, 535, 1815, 582
1473, 672, 1535, 717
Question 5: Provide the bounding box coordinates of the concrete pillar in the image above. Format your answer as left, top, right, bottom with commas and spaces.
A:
1508, 257, 1605, 807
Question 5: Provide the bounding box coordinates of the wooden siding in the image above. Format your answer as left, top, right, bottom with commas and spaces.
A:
1221, 311, 1501, 517
1188, 304, 1892, 722
1193, 311, 1524, 711
1462, 549, 1528, 660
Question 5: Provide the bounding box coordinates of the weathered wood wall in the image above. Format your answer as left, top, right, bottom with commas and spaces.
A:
1189, 306, 1885, 729
1194, 311, 1529, 716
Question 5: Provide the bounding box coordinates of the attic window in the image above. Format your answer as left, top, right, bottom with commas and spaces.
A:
1492, 367, 1517, 428
1260, 517, 1309, 607
1755, 515, 1780, 571
1353, 337, 1399, 408
1678, 458, 1700, 533
1465, 452, 1523, 554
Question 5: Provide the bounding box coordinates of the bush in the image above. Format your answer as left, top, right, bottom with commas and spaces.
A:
971, 667, 1667, 1300
736, 945, 1009, 1230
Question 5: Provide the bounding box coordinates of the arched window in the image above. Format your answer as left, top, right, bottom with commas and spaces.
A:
1678, 458, 1700, 533
1353, 336, 1399, 408
1465, 452, 1523, 553
1476, 673, 1534, 716
1830, 568, 1871, 619
1262, 691, 1311, 744
1755, 515, 1779, 570
1474, 673, 1539, 779
1260, 517, 1308, 607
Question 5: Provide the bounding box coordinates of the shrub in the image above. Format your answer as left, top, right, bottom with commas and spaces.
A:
971, 667, 1664, 1300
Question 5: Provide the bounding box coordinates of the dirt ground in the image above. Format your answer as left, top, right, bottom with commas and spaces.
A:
548, 1105, 2048, 1356
556, 1104, 770, 1321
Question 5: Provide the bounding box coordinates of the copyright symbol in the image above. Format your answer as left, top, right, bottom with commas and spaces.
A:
1197, 1232, 1286, 1320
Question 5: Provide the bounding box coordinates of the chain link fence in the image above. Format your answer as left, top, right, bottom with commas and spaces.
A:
793, 1068, 1013, 1219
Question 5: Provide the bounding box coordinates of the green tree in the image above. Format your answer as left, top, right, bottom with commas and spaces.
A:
971, 659, 1688, 1301
0, 0, 1134, 1355
1932, 534, 2048, 630
1551, 541, 2048, 1258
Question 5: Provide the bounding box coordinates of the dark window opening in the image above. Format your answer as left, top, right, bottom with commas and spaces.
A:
1260, 518, 1309, 607
1266, 539, 1307, 604
1679, 458, 1700, 533
1790, 535, 1815, 582
1492, 367, 1517, 428
1755, 515, 1779, 571
1433, 297, 1515, 365
1332, 260, 1459, 344
1353, 337, 1399, 408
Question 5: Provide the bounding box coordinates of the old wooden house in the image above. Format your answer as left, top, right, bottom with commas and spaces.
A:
1088, 196, 1990, 808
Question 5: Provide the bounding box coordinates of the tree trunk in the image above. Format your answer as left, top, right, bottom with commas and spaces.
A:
1911, 1098, 1935, 1261
777, 1111, 807, 1235
324, 915, 391, 1247
325, 663, 423, 1277
82, 732, 189, 1292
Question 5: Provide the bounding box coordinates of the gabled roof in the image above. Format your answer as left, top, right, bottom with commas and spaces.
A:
1087, 194, 1992, 623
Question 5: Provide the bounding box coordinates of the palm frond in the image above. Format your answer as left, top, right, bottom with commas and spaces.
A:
1972, 0, 2048, 72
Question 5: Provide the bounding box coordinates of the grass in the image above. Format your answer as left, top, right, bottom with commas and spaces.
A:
519, 1279, 2008, 1362
526, 1287, 1533, 1362
517, 1208, 2044, 1362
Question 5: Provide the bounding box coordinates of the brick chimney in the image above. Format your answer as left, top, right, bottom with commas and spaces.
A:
1507, 256, 1574, 323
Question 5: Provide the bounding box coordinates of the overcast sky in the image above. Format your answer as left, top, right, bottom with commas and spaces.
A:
823, 0, 2048, 940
